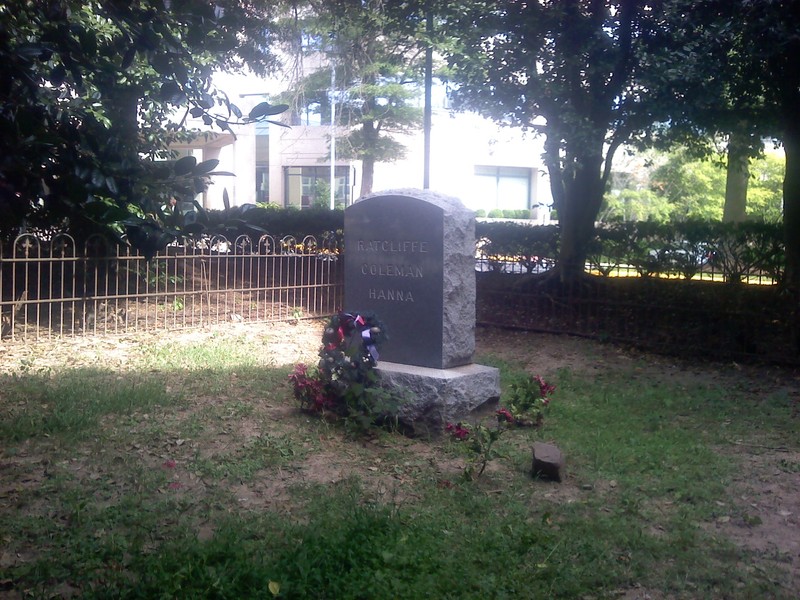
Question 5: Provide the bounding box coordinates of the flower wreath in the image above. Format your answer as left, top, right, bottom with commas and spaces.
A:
321, 312, 386, 365
290, 312, 388, 416
318, 311, 387, 388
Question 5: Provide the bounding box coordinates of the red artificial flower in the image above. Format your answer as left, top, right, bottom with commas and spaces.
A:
445, 422, 470, 440
289, 363, 308, 381
496, 407, 515, 423
534, 375, 556, 398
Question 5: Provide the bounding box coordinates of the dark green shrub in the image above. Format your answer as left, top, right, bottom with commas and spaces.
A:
476, 219, 783, 283
200, 205, 344, 247
701, 221, 784, 283
588, 222, 639, 277
501, 209, 531, 219
476, 222, 559, 273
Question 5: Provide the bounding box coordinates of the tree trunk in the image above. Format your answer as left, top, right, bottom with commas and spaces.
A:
782, 127, 800, 350
782, 105, 800, 292
358, 118, 378, 198
556, 153, 605, 281
544, 135, 565, 219
723, 133, 750, 223
360, 155, 375, 198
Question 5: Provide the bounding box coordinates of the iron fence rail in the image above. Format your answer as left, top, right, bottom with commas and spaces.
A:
2, 233, 794, 365
475, 272, 796, 366
1, 233, 343, 341
474, 253, 779, 285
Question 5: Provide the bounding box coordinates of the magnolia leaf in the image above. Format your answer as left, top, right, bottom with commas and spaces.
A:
170, 92, 188, 105
161, 80, 180, 99
191, 199, 209, 222
50, 65, 66, 86
91, 169, 105, 187
249, 102, 289, 119
183, 222, 205, 236
174, 156, 197, 176
16, 43, 46, 58
121, 46, 137, 69
193, 159, 219, 175
198, 93, 214, 109
215, 118, 233, 133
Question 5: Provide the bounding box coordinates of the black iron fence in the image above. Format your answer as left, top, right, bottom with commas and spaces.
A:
475, 271, 797, 366
1, 233, 343, 341
2, 231, 796, 366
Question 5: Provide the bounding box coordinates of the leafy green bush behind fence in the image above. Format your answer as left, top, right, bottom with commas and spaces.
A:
476, 220, 785, 284
199, 205, 345, 244
207, 207, 786, 284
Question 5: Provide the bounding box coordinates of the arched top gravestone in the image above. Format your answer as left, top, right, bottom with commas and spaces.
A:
344, 189, 475, 369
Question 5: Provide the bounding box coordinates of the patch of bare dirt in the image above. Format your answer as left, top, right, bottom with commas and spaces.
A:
708, 449, 800, 591
0, 320, 324, 374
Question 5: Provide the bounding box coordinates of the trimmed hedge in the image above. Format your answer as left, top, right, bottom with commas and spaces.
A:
476, 220, 785, 283
196, 206, 784, 284
198, 205, 344, 244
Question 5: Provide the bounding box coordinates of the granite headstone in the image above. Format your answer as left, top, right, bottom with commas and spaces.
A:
344, 189, 475, 369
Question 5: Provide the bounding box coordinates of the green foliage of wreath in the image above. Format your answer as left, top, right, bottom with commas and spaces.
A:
289, 312, 400, 433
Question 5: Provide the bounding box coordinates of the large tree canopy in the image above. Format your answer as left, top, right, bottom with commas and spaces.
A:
280, 0, 425, 198
443, 0, 691, 280
0, 0, 283, 253
711, 1, 800, 293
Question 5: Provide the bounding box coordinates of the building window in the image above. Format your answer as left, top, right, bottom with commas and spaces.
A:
255, 128, 269, 203
472, 166, 532, 211
256, 167, 269, 204
288, 101, 324, 126
284, 166, 351, 208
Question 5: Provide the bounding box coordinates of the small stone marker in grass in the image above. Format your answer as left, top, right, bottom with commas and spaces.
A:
532, 441, 565, 482
344, 189, 500, 436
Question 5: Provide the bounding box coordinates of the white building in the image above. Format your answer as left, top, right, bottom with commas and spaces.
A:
172, 72, 553, 223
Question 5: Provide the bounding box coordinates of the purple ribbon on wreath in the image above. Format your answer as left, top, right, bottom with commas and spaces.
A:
361, 328, 380, 363
340, 311, 380, 364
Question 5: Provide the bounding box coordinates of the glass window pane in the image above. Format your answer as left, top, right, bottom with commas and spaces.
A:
472, 174, 499, 210
497, 176, 529, 211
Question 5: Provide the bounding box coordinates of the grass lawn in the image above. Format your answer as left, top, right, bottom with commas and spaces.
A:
0, 322, 797, 599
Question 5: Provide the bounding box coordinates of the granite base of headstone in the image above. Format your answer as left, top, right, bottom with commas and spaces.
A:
344, 188, 500, 435
377, 362, 501, 437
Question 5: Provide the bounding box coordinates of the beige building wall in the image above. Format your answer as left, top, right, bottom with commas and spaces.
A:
268, 125, 351, 207
368, 110, 552, 222
174, 71, 553, 218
